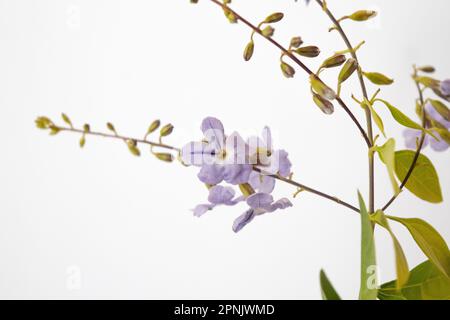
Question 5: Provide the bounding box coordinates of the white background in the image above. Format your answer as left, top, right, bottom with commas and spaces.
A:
0, 0, 449, 299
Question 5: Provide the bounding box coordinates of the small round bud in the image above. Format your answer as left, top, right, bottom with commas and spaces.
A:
348, 10, 377, 21
264, 12, 284, 24
321, 54, 346, 69
295, 46, 321, 58
290, 37, 303, 48
160, 124, 174, 137
155, 153, 174, 163
280, 62, 295, 78
310, 74, 336, 100
243, 41, 254, 61
147, 120, 161, 134
261, 26, 275, 38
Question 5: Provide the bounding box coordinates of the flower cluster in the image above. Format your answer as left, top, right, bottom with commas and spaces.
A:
181, 117, 293, 232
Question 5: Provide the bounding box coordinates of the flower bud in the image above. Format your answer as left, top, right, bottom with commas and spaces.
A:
338, 58, 358, 83
160, 124, 174, 137
83, 124, 91, 133
261, 26, 275, 38
61, 113, 72, 127
321, 54, 346, 69
348, 10, 377, 21
417, 66, 435, 73
364, 72, 394, 85
127, 140, 140, 157
243, 41, 254, 61
290, 37, 303, 48
79, 135, 86, 148
264, 12, 284, 24
295, 46, 320, 58
313, 94, 334, 115
35, 116, 52, 129
310, 74, 336, 100
147, 120, 161, 134
107, 122, 116, 133
155, 153, 174, 163
280, 62, 295, 78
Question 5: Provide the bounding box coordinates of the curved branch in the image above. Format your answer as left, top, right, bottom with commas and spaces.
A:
207, 0, 371, 147
55, 126, 359, 213
382, 78, 427, 211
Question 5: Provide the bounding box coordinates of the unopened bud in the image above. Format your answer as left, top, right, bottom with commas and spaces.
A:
243, 41, 254, 61
313, 94, 334, 115
35, 116, 52, 129
147, 120, 161, 134
310, 74, 336, 100
264, 12, 284, 24
261, 26, 275, 38
295, 46, 321, 58
348, 10, 377, 21
321, 54, 346, 69
280, 62, 295, 78
338, 58, 358, 83
155, 153, 174, 163
239, 183, 255, 197
160, 124, 174, 137
290, 37, 303, 48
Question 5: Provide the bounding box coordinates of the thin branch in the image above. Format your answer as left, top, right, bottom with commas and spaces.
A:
314, 0, 375, 213
59, 127, 180, 151
208, 0, 371, 147
382, 76, 427, 211
55, 126, 359, 213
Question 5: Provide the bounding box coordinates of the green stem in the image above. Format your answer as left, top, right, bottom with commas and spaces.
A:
314, 0, 375, 214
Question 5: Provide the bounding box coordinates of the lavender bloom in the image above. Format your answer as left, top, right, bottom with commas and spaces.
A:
232, 193, 293, 233
247, 126, 292, 177
193, 185, 244, 217
181, 117, 252, 185
441, 79, 450, 97
403, 103, 449, 152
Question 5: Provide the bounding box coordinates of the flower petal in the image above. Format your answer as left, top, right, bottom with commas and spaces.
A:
248, 171, 276, 194
425, 103, 450, 128
201, 117, 225, 151
232, 209, 256, 233
265, 150, 292, 177
180, 141, 215, 166
246, 192, 274, 210
403, 129, 429, 150
430, 132, 449, 152
262, 126, 272, 151
197, 164, 225, 185
225, 131, 248, 165
193, 204, 215, 217
208, 185, 236, 205
441, 79, 450, 97
266, 198, 293, 213
223, 164, 252, 185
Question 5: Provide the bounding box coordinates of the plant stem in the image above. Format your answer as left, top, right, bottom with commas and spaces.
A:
59, 127, 180, 151
314, 0, 375, 213
208, 0, 371, 147
56, 126, 359, 213
382, 73, 427, 211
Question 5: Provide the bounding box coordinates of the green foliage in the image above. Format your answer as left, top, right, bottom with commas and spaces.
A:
320, 270, 341, 300
378, 261, 450, 300
394, 150, 443, 203
373, 139, 399, 194
372, 211, 410, 289
374, 99, 424, 130
358, 192, 378, 300
363, 72, 394, 85
387, 216, 450, 277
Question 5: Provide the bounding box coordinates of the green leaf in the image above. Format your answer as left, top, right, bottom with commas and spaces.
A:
363, 72, 393, 85
358, 192, 378, 300
374, 99, 423, 130
429, 99, 450, 121
378, 261, 450, 300
373, 139, 399, 194
387, 216, 450, 277
320, 270, 342, 300
372, 211, 410, 289
394, 150, 443, 203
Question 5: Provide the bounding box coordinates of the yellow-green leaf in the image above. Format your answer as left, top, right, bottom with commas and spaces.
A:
374, 139, 399, 194
364, 72, 393, 85
320, 270, 341, 300
378, 261, 450, 300
358, 192, 378, 300
387, 216, 450, 277
394, 150, 443, 203
364, 99, 385, 137
372, 211, 409, 289
375, 99, 423, 130
429, 99, 450, 121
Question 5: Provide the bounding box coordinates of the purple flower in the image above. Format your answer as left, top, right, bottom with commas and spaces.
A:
247, 126, 292, 177
403, 104, 449, 152
193, 185, 244, 217
232, 193, 293, 233
181, 117, 252, 185
441, 79, 450, 97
